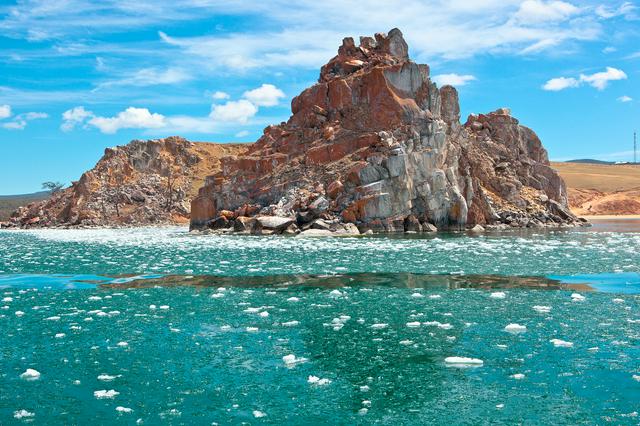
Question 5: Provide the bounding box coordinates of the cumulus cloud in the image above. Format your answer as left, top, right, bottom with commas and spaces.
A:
209, 100, 258, 124
543, 76, 580, 91
61, 106, 94, 131
512, 0, 579, 24
617, 95, 632, 102
212, 91, 230, 100
0, 104, 12, 119
1, 108, 48, 130
580, 67, 627, 90
242, 84, 285, 106
543, 67, 627, 91
88, 107, 167, 134
432, 74, 477, 87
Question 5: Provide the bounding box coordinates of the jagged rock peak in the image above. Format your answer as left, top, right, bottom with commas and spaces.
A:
320, 28, 413, 82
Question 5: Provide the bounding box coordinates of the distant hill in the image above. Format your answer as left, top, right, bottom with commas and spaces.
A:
0, 191, 51, 221
564, 159, 615, 165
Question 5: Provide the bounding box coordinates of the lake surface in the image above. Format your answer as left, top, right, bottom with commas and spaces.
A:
1, 223, 639, 424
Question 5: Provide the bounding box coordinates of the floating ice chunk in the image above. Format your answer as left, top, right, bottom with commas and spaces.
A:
571, 293, 585, 302
633, 375, 640, 382
70, 325, 82, 330
253, 410, 266, 418
55, 333, 65, 339
88, 296, 102, 301
116, 406, 133, 413
359, 385, 370, 392
246, 327, 259, 332
116, 341, 128, 347
444, 357, 484, 367
504, 323, 527, 333
73, 380, 81, 385
20, 369, 41, 380
329, 289, 344, 298
94, 389, 119, 399
13, 409, 35, 419
45, 316, 60, 321
281, 321, 299, 327
438, 323, 453, 330
370, 323, 388, 329
2, 297, 12, 302
399, 340, 414, 345
97, 374, 118, 382
496, 404, 505, 409
550, 339, 573, 348
533, 305, 552, 314
612, 298, 625, 304
588, 347, 599, 352
287, 297, 300, 302
490, 292, 506, 299
170, 327, 180, 333
358, 408, 368, 415
496, 344, 508, 349
429, 295, 442, 299
149, 305, 157, 310
244, 307, 261, 313
258, 311, 269, 318
308, 375, 331, 386
211, 293, 224, 299
220, 325, 231, 331
282, 354, 307, 367
159, 305, 169, 310
15, 311, 25, 316
406, 321, 421, 328
510, 373, 525, 380
411, 293, 424, 298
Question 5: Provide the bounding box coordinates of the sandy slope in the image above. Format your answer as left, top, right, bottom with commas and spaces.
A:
551, 162, 640, 216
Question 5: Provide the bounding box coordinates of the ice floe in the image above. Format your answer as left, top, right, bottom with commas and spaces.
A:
54, 333, 65, 338
504, 323, 527, 333
533, 305, 552, 314
571, 293, 585, 302
115, 406, 133, 413
399, 340, 414, 345
490, 292, 506, 299
370, 323, 388, 329
15, 311, 24, 316
116, 341, 128, 347
282, 354, 307, 367
13, 409, 35, 419
632, 375, 640, 382
97, 374, 118, 382
510, 373, 525, 380
550, 339, 573, 348
307, 375, 331, 386
612, 298, 625, 304
253, 410, 267, 418
444, 357, 484, 367
406, 321, 421, 328
281, 321, 299, 327
287, 297, 300, 302
94, 389, 119, 399
20, 368, 40, 380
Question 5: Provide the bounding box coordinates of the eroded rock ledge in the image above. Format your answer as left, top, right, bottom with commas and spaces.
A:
190, 28, 586, 236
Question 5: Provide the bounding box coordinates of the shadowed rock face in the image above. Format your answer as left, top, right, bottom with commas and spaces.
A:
191, 28, 578, 232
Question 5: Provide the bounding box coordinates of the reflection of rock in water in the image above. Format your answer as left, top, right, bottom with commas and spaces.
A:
99, 272, 593, 291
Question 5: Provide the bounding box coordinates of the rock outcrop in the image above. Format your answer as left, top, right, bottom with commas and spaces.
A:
10, 137, 247, 227
191, 28, 582, 234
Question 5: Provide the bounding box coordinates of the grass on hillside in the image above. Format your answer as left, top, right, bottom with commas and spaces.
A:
551, 162, 640, 192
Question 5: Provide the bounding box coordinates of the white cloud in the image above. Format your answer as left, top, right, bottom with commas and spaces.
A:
0, 104, 12, 119
88, 107, 167, 134
595, 2, 637, 19
235, 130, 250, 138
543, 76, 580, 91
602, 46, 617, 54
2, 120, 26, 130
543, 67, 627, 91
210, 100, 258, 124
512, 0, 579, 24
0, 109, 48, 130
94, 67, 191, 90
432, 74, 477, 87
61, 106, 94, 131
212, 91, 230, 100
617, 95, 633, 102
242, 84, 285, 107
580, 67, 627, 90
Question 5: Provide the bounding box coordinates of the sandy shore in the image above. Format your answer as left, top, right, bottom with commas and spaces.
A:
581, 215, 640, 220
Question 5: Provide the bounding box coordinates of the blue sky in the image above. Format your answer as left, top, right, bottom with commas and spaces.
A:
0, 0, 638, 194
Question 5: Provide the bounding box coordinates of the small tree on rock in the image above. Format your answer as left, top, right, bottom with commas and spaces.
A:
42, 181, 65, 194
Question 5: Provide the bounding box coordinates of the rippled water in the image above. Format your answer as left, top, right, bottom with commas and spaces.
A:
1, 224, 640, 424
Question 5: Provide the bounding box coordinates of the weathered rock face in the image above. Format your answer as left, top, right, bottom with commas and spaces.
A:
191, 28, 580, 232
11, 137, 247, 227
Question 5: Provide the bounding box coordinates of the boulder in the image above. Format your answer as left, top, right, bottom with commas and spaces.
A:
256, 216, 294, 232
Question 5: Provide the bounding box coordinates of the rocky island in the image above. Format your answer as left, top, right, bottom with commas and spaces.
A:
8, 29, 585, 234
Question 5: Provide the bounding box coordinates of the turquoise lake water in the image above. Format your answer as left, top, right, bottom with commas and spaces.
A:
1, 223, 639, 424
